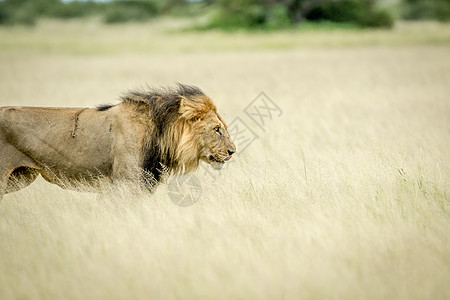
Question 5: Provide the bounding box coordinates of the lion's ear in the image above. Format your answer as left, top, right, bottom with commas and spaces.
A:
179, 96, 206, 120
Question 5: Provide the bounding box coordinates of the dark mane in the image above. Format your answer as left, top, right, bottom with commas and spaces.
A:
121, 83, 204, 134
120, 84, 206, 185
96, 104, 115, 111
96, 84, 204, 112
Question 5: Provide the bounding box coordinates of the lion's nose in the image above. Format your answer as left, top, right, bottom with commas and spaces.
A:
228, 150, 235, 156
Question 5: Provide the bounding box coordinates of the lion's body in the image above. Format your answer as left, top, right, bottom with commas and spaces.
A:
0, 85, 236, 198
0, 105, 144, 192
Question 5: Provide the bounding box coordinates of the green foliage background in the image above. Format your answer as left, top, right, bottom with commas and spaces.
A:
207, 0, 394, 29
0, 0, 449, 28
402, 0, 450, 21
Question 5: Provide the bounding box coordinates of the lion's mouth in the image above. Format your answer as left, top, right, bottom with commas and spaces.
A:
209, 155, 232, 163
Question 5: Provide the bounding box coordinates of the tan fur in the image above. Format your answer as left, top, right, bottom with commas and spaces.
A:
0, 89, 235, 198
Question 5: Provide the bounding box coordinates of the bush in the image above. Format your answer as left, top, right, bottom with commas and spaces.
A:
305, 0, 393, 28
10, 4, 38, 25
0, 0, 99, 25
206, 0, 393, 30
48, 1, 102, 19
103, 1, 158, 24
402, 0, 450, 21
359, 8, 394, 28
266, 4, 292, 28
0, 3, 11, 25
0, 0, 158, 26
0, 0, 53, 26
208, 1, 268, 29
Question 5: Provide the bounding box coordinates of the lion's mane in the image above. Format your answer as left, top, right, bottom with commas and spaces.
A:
102, 84, 217, 183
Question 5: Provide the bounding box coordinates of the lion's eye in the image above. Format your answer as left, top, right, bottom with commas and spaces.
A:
214, 127, 222, 135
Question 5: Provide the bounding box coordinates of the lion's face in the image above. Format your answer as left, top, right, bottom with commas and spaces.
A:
198, 110, 236, 170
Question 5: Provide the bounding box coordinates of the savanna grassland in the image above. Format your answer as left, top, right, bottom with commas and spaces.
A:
0, 19, 449, 300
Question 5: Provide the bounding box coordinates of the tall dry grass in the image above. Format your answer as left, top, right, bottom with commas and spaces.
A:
0, 20, 449, 300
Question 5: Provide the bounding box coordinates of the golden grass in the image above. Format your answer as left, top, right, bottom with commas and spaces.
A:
0, 20, 449, 300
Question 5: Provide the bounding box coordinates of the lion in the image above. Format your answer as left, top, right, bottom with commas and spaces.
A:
0, 84, 236, 199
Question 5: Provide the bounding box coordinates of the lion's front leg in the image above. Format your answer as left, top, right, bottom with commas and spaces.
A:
110, 145, 145, 192
111, 150, 141, 180
110, 113, 148, 191
111, 154, 160, 194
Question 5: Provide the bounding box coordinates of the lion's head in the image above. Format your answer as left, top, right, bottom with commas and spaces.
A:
176, 86, 236, 171
198, 110, 236, 169
120, 84, 236, 182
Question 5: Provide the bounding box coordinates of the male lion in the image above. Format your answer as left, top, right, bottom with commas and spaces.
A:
0, 84, 236, 199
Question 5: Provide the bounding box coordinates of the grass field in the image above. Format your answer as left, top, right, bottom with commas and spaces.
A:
0, 20, 449, 300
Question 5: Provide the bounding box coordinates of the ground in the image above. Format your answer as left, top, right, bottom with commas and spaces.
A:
0, 19, 449, 300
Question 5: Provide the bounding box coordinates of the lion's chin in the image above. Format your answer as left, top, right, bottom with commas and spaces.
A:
211, 161, 225, 170
200, 155, 225, 170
